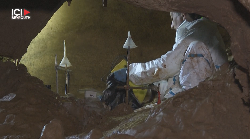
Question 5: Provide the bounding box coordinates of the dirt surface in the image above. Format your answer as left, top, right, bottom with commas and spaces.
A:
0, 61, 83, 138
0, 61, 134, 138
1, 61, 250, 139
102, 64, 250, 139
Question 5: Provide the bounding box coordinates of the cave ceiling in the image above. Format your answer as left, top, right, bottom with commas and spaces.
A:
1, 0, 250, 72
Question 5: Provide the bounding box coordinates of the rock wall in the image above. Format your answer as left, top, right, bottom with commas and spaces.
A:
0, 0, 65, 59
20, 0, 174, 95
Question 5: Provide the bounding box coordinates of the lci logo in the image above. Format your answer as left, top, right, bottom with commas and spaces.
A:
12, 9, 30, 19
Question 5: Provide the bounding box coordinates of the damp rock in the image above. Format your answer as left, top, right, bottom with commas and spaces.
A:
3, 114, 15, 125
0, 93, 16, 102
85, 129, 103, 139
40, 119, 64, 139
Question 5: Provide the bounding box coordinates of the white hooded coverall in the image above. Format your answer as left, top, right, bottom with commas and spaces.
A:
129, 18, 228, 99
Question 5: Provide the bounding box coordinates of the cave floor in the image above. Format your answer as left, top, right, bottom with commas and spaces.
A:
0, 61, 249, 139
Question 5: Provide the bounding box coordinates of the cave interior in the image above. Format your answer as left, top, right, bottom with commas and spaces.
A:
0, 0, 250, 138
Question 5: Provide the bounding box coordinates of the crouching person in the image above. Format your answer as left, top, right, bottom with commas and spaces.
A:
101, 12, 228, 110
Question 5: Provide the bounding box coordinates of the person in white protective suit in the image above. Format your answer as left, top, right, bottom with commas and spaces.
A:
129, 12, 228, 100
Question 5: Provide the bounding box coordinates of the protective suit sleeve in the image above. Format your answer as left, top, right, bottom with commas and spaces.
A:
129, 43, 188, 85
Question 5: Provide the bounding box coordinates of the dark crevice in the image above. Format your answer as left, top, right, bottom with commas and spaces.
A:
241, 98, 250, 107
233, 63, 250, 111
236, 64, 249, 74
233, 72, 244, 92
231, 0, 250, 26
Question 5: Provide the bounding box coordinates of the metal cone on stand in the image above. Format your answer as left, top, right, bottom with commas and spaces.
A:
60, 40, 72, 67
123, 31, 137, 104
123, 31, 137, 49
57, 40, 72, 95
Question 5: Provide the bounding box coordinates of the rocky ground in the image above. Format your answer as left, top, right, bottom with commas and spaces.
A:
0, 61, 250, 139
0, 61, 134, 138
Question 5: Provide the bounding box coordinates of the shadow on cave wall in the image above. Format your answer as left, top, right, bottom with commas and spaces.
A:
231, 0, 250, 26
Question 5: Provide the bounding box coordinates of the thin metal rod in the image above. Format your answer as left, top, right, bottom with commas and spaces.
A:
126, 46, 130, 104
56, 71, 58, 94
65, 64, 68, 95
67, 71, 70, 94
55, 55, 58, 94
103, 0, 107, 7
15, 59, 19, 70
